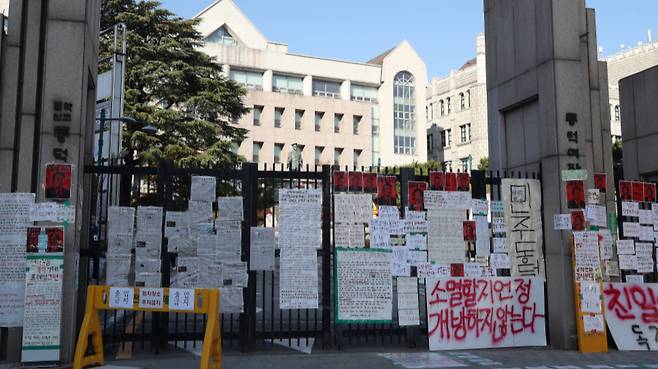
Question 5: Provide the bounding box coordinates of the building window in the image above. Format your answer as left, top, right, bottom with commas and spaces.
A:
313, 79, 341, 98
467, 89, 471, 108
229, 69, 263, 90
429, 103, 433, 120
231, 141, 241, 154
460, 93, 465, 110
253, 105, 263, 126
460, 157, 470, 172
441, 129, 451, 148
334, 114, 342, 133
353, 149, 362, 168
315, 112, 324, 132
274, 108, 284, 128
273, 74, 303, 94
315, 146, 324, 165
460, 124, 467, 143
351, 84, 378, 102
447, 97, 451, 114
393, 71, 417, 155
467, 123, 471, 141
614, 105, 620, 121
440, 100, 445, 116
206, 26, 238, 46
353, 115, 361, 135
295, 110, 304, 130
334, 148, 343, 166
274, 143, 284, 164
252, 141, 263, 162
427, 133, 434, 152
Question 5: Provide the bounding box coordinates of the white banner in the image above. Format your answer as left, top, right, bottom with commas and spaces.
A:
603, 283, 658, 351
426, 277, 546, 350
501, 179, 544, 278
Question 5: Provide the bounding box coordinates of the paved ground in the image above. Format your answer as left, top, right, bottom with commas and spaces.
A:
3, 347, 656, 369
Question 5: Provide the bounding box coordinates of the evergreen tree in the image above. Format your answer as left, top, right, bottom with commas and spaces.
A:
100, 0, 249, 166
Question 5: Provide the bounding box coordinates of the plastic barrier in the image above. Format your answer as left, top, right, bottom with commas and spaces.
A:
73, 285, 221, 369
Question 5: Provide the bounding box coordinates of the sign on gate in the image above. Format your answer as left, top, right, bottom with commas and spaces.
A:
603, 283, 658, 351
426, 277, 547, 350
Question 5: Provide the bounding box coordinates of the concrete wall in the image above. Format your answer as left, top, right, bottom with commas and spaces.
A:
484, 0, 614, 350
619, 65, 658, 181
0, 0, 100, 362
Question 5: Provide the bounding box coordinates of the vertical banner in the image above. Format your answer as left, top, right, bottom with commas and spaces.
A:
426, 277, 546, 350
21, 254, 64, 363
501, 179, 545, 278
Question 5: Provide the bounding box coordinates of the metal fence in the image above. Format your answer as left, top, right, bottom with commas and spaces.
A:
81, 160, 542, 353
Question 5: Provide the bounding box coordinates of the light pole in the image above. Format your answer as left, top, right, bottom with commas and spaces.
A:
95, 109, 157, 165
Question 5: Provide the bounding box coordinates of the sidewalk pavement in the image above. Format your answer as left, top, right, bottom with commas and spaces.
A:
2, 347, 652, 369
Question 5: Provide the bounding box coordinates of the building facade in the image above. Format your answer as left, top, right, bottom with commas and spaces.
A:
426, 34, 487, 171
604, 34, 658, 141
194, 0, 428, 168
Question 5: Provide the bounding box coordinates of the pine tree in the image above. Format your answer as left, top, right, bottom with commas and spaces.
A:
100, 0, 249, 167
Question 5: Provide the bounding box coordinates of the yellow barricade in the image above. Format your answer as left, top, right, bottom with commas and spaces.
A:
73, 285, 221, 369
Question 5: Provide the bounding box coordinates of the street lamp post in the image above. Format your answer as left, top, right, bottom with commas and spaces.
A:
95, 111, 156, 166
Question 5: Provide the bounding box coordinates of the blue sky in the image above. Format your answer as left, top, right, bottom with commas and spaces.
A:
161, 0, 658, 79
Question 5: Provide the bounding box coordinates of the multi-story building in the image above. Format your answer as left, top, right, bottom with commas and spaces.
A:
426, 34, 487, 172
604, 32, 658, 142
194, 0, 428, 168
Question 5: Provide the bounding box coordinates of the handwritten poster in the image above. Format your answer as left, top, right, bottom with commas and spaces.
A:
426, 277, 546, 350
427, 209, 466, 264
279, 189, 322, 249
190, 176, 216, 202
335, 248, 392, 323
397, 277, 420, 326
21, 254, 64, 363
279, 246, 318, 309
250, 227, 275, 271
604, 283, 658, 351
501, 179, 544, 278
218, 196, 243, 220
334, 193, 372, 224
573, 231, 602, 282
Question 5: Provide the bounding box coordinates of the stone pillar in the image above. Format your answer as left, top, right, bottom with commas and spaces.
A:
303, 75, 313, 96
262, 69, 273, 92
484, 0, 614, 349
340, 80, 351, 101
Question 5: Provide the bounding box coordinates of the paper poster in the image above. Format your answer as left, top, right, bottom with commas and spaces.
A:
416, 263, 436, 278
579, 281, 602, 313
635, 242, 652, 259
164, 211, 189, 239
605, 260, 620, 277
190, 176, 216, 202
474, 216, 489, 256
427, 209, 466, 264
626, 275, 644, 284
472, 199, 488, 216
632, 182, 645, 203
29, 202, 75, 223
279, 246, 318, 309
135, 272, 161, 288
603, 283, 658, 350
397, 277, 420, 326
334, 193, 372, 224
639, 210, 654, 225
377, 176, 398, 206
492, 217, 506, 234
502, 179, 544, 277
566, 180, 585, 209
138, 288, 164, 309
464, 262, 482, 277
586, 205, 607, 228
168, 288, 195, 311
220, 287, 244, 314
429, 172, 445, 191
561, 169, 588, 182
44, 163, 72, 201
424, 191, 471, 210
108, 206, 135, 235
21, 254, 64, 363
0, 282, 24, 327
619, 181, 633, 201
135, 258, 161, 274
573, 231, 601, 282
616, 239, 635, 255
618, 254, 637, 270
554, 214, 572, 230
391, 247, 411, 277
622, 202, 639, 217
348, 172, 363, 192
645, 183, 657, 203
598, 230, 613, 260
639, 226, 654, 242
490, 253, 510, 269
350, 224, 365, 248
106, 254, 132, 286
173, 257, 200, 288
333, 171, 348, 192
492, 237, 507, 253
135, 232, 162, 259
249, 227, 275, 271
335, 248, 392, 323
426, 277, 546, 350
408, 181, 427, 212
445, 173, 457, 191
279, 189, 322, 249
334, 222, 350, 248
363, 173, 377, 193
136, 206, 163, 233
587, 189, 600, 205
109, 287, 134, 309
369, 218, 403, 249
378, 205, 400, 220
188, 200, 213, 225
218, 196, 243, 220
583, 314, 605, 333
222, 261, 248, 287
622, 222, 640, 238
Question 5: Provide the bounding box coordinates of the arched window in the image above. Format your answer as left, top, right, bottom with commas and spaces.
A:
460, 92, 465, 110
467, 89, 471, 108
614, 105, 620, 121
393, 71, 416, 155
440, 100, 445, 116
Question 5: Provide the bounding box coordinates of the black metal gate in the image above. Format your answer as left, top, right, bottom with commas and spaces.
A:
81, 160, 542, 353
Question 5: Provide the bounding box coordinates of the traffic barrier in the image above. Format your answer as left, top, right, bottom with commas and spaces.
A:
73, 285, 221, 369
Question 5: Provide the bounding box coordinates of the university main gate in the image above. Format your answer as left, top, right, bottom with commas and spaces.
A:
80, 160, 544, 353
